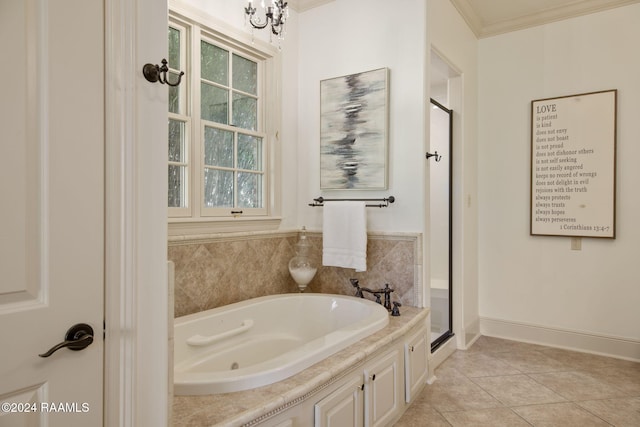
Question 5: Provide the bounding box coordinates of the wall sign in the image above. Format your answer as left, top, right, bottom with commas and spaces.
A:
530, 90, 617, 238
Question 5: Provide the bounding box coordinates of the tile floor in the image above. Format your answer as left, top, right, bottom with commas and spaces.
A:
394, 336, 640, 426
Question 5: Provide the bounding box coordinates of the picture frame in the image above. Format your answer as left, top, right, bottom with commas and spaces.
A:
530, 89, 617, 238
320, 67, 389, 190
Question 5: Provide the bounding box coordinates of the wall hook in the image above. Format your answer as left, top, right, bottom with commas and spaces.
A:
143, 58, 184, 87
425, 151, 442, 162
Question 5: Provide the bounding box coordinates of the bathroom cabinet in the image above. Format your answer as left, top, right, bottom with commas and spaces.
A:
309, 320, 430, 427
404, 327, 428, 403
313, 375, 364, 426
314, 348, 401, 427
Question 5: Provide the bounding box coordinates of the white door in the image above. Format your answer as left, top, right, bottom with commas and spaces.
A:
0, 0, 104, 426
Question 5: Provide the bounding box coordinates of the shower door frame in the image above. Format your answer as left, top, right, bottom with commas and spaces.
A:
430, 98, 454, 352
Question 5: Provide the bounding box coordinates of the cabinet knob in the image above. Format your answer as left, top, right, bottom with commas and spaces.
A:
370, 374, 376, 381
409, 345, 415, 352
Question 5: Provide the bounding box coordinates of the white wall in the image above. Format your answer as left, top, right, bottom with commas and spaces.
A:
296, 0, 427, 232
478, 4, 640, 355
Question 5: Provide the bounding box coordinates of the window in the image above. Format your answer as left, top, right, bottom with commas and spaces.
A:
168, 22, 189, 216
168, 13, 278, 230
200, 39, 265, 215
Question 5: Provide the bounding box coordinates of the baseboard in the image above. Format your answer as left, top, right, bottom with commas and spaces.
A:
480, 317, 640, 362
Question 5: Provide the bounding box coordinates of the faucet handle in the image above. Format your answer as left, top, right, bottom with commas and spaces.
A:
350, 278, 365, 298
391, 301, 402, 316
373, 293, 382, 305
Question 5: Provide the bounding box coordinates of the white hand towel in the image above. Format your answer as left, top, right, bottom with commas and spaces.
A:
322, 201, 367, 272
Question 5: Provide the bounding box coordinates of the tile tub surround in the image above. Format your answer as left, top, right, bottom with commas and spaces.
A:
395, 336, 640, 426
168, 230, 422, 317
172, 306, 428, 426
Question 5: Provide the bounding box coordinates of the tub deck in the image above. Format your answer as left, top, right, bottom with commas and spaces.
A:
172, 305, 428, 427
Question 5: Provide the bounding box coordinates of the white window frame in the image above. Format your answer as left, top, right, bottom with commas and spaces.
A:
168, 19, 191, 218
168, 4, 282, 235
197, 34, 267, 217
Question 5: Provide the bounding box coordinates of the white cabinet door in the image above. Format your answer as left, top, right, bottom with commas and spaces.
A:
0, 0, 104, 426
364, 349, 401, 427
315, 376, 364, 427
404, 328, 428, 403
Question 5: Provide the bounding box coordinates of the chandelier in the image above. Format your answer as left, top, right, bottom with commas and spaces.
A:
244, 1, 289, 39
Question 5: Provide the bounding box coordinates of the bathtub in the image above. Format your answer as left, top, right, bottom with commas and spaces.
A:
174, 293, 389, 395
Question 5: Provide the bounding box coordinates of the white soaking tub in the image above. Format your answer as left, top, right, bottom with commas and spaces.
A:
174, 293, 389, 395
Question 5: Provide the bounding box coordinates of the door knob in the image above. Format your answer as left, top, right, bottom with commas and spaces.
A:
39, 323, 94, 358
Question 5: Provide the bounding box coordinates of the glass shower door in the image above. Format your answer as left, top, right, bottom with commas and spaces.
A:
430, 98, 453, 351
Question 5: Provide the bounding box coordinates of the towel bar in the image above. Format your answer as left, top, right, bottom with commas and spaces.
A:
309, 196, 395, 208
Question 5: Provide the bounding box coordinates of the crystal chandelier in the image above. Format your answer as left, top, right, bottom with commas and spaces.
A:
244, 0, 289, 39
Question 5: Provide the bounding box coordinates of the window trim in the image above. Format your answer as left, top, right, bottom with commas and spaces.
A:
168, 3, 282, 234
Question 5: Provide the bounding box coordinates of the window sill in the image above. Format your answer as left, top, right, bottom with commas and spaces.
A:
168, 216, 282, 241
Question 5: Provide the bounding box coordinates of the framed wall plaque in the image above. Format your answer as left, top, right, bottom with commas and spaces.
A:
530, 90, 617, 238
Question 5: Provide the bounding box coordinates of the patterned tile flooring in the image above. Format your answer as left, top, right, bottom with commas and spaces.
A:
395, 336, 640, 426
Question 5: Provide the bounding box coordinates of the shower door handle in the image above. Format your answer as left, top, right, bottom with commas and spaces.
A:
38, 323, 94, 358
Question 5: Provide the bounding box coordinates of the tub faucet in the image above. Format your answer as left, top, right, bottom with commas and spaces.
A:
350, 278, 363, 297
391, 301, 401, 316
350, 278, 378, 299
381, 284, 394, 311
351, 279, 395, 310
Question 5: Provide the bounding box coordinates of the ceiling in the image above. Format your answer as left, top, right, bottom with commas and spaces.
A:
293, 0, 640, 38
449, 0, 640, 38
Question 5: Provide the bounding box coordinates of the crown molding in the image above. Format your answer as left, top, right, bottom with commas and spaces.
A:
447, 0, 483, 37
450, 0, 640, 38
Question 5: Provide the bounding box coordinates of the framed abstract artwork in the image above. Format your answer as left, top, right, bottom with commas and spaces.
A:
320, 68, 389, 190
